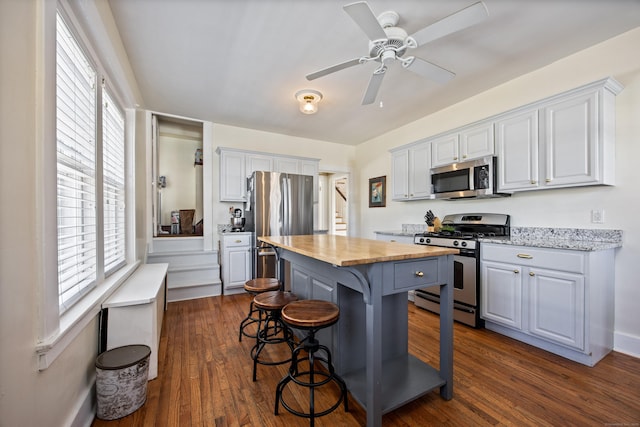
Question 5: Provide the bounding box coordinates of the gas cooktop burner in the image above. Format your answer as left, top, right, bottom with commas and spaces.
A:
415, 213, 510, 243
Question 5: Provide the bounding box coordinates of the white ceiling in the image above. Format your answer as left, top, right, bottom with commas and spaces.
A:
107, 0, 640, 145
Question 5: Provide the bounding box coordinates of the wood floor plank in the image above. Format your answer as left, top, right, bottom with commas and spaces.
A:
92, 293, 640, 426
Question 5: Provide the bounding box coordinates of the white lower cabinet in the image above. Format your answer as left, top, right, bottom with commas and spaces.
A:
220, 233, 252, 295
481, 243, 614, 366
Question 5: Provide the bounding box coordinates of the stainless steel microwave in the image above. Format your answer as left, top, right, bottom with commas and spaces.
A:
430, 156, 509, 200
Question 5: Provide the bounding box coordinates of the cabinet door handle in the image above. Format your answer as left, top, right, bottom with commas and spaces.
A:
462, 155, 467, 159
529, 271, 535, 276
517, 253, 533, 259
513, 269, 520, 274
545, 178, 551, 183
390, 239, 396, 242
235, 239, 242, 243
453, 156, 458, 161
415, 271, 424, 277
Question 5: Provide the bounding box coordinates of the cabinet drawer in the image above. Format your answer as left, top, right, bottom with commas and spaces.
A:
393, 259, 439, 290
482, 244, 585, 274
222, 234, 251, 248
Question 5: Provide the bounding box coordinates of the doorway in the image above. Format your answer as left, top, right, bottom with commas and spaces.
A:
318, 172, 349, 236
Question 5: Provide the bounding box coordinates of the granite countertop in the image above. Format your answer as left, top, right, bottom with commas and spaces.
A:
479, 227, 623, 251
376, 224, 623, 252
374, 230, 415, 237
259, 235, 457, 266
375, 224, 429, 237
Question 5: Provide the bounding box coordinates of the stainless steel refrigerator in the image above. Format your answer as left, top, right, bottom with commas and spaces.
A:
245, 171, 314, 279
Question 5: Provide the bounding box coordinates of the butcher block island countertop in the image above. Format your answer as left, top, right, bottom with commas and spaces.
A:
258, 234, 457, 427
258, 234, 458, 266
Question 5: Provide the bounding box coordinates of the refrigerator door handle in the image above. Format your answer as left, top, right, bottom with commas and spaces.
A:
283, 176, 291, 235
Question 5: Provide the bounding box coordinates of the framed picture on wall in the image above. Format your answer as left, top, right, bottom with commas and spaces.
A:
368, 176, 386, 208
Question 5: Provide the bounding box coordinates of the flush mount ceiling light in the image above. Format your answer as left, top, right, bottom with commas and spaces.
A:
295, 89, 323, 114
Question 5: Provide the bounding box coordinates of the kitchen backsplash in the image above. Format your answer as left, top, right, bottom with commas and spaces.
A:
402, 224, 429, 234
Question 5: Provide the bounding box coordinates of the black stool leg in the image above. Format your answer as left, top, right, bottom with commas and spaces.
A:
274, 328, 348, 424
251, 308, 296, 381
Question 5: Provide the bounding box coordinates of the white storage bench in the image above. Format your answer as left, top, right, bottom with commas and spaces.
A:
101, 263, 168, 379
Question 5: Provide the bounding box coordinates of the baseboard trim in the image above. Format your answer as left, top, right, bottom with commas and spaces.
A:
614, 331, 640, 359
68, 375, 95, 427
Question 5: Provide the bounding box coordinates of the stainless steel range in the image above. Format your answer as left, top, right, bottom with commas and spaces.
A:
413, 213, 510, 327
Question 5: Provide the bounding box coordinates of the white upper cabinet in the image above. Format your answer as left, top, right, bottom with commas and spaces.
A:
274, 156, 300, 174
496, 108, 539, 191
497, 78, 622, 193
431, 122, 494, 168
217, 147, 319, 202
390, 141, 432, 201
246, 153, 273, 176
542, 91, 601, 187
461, 122, 495, 162
218, 149, 246, 202
391, 149, 409, 200
430, 133, 460, 167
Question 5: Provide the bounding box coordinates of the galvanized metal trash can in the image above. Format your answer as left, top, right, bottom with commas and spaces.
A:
95, 345, 151, 420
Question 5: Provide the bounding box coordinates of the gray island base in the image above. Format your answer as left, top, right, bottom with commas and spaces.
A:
259, 235, 457, 427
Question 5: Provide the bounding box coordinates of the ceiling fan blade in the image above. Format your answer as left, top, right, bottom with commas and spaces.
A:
362, 70, 385, 105
404, 57, 455, 84
343, 1, 387, 41
410, 1, 489, 46
306, 58, 362, 81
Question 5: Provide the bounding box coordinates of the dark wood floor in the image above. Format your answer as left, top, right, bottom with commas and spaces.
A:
93, 293, 640, 426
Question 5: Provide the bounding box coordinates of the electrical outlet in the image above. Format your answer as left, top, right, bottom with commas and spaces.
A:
591, 209, 605, 224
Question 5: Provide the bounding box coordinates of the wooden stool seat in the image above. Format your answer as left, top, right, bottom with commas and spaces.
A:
254, 290, 298, 311
281, 300, 339, 329
239, 278, 281, 342
244, 278, 280, 293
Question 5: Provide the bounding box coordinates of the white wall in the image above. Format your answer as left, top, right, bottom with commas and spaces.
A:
353, 27, 640, 356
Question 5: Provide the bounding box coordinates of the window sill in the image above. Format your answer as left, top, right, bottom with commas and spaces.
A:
35, 260, 141, 370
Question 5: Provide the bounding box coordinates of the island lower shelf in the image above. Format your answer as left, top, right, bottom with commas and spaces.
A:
341, 354, 446, 414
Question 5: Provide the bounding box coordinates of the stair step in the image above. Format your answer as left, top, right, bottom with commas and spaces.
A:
147, 250, 218, 268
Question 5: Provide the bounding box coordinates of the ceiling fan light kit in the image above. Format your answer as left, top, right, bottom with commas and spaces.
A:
295, 89, 323, 114
305, 1, 489, 105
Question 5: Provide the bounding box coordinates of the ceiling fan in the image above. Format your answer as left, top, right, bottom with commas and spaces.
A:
306, 1, 489, 105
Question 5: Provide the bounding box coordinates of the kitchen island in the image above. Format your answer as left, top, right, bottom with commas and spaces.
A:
259, 234, 458, 427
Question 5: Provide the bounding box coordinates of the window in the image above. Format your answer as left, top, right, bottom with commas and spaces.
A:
102, 88, 126, 275
56, 11, 126, 313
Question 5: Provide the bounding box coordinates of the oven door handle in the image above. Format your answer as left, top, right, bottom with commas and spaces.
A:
415, 291, 475, 314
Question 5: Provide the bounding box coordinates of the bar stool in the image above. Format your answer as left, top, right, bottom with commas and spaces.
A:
251, 290, 298, 381
275, 299, 348, 426
238, 278, 280, 342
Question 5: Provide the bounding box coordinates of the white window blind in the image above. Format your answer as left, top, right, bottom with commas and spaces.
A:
56, 12, 97, 311
102, 88, 126, 274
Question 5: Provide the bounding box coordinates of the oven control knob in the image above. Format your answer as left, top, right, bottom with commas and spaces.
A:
425, 238, 431, 244
419, 238, 425, 243
461, 241, 467, 247
453, 241, 459, 246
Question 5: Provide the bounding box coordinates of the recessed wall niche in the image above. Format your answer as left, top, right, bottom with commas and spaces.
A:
156, 116, 203, 236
